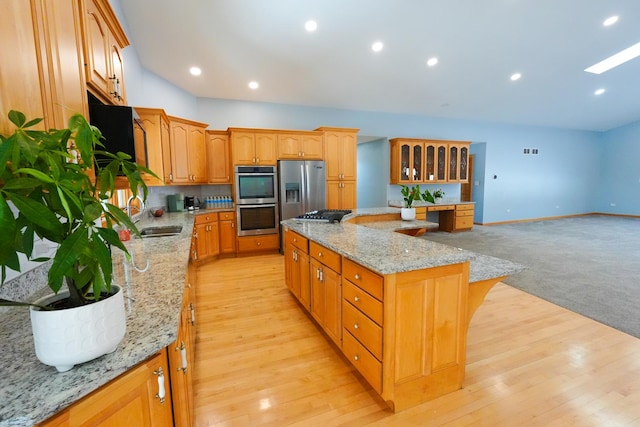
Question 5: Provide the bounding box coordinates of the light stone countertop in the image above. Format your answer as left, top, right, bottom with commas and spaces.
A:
283, 208, 524, 282
0, 212, 197, 427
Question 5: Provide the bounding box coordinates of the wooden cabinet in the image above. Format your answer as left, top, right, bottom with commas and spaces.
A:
431, 203, 475, 232
237, 234, 279, 253
168, 116, 209, 184
284, 229, 311, 309
39, 351, 174, 426
81, 0, 129, 105
1, 0, 88, 135
229, 130, 277, 166
389, 139, 424, 183
277, 132, 324, 159
206, 131, 231, 184
135, 108, 171, 185
168, 281, 196, 427
193, 213, 219, 261
317, 127, 358, 210
218, 211, 237, 254
326, 180, 357, 211
390, 138, 470, 184
309, 242, 342, 347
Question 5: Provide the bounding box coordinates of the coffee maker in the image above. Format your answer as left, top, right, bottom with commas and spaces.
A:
184, 196, 200, 210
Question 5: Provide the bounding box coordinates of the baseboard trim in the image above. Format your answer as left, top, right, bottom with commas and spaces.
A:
477, 212, 639, 226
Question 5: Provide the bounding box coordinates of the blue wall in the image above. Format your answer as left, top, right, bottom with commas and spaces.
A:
357, 138, 389, 208
111, 0, 637, 223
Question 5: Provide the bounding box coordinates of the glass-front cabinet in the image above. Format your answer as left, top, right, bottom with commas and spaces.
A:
390, 139, 423, 184
390, 138, 470, 184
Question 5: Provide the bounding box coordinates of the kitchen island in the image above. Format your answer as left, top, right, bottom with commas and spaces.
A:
0, 212, 196, 427
282, 207, 524, 411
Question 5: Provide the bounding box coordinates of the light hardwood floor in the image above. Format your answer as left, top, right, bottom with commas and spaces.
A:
193, 254, 640, 426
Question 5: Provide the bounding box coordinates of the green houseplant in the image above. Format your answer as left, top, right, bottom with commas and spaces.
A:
0, 110, 156, 371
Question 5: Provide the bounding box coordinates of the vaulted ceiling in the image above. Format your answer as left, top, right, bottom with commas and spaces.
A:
119, 0, 640, 131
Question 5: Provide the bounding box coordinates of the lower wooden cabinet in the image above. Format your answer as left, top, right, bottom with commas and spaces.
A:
218, 211, 236, 254
433, 203, 475, 232
284, 230, 311, 309
193, 213, 219, 261
309, 242, 342, 347
39, 351, 174, 426
237, 234, 279, 254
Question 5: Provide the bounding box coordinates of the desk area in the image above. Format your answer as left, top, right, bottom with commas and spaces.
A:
389, 201, 475, 232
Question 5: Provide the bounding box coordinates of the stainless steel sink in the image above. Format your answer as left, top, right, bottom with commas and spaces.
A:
139, 225, 183, 237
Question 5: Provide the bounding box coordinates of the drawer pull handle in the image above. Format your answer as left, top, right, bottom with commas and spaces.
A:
354, 296, 360, 302
354, 323, 359, 329
318, 252, 322, 257
154, 367, 166, 404
354, 355, 359, 361
355, 274, 360, 280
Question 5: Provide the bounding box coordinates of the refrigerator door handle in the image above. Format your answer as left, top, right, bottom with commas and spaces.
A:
300, 163, 308, 214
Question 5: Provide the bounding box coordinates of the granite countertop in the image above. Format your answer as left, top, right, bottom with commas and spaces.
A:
0, 212, 196, 427
283, 208, 524, 282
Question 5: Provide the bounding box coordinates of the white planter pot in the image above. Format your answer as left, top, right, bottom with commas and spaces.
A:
401, 207, 416, 221
30, 285, 126, 372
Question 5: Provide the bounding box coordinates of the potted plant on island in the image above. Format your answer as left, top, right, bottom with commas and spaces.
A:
0, 110, 156, 372
400, 184, 429, 220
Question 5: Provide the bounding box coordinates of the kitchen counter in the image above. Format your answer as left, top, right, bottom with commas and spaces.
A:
0, 212, 195, 427
282, 207, 523, 281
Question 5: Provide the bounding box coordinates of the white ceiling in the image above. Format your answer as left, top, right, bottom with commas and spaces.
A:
119, 0, 640, 132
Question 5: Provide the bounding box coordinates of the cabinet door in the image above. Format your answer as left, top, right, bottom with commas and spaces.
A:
230, 132, 255, 165
340, 181, 357, 210
301, 134, 323, 159
277, 134, 301, 159
424, 143, 436, 182
284, 243, 295, 294
255, 133, 277, 165
169, 122, 191, 184
436, 144, 448, 182
339, 132, 357, 180
110, 42, 126, 104
322, 267, 342, 347
219, 218, 236, 254
188, 125, 207, 183
207, 133, 231, 183
194, 223, 209, 260
326, 181, 341, 210
297, 250, 311, 310
161, 118, 172, 184
83, 0, 111, 101
448, 144, 459, 181
40, 351, 174, 427
459, 144, 470, 183
207, 221, 220, 257
310, 259, 324, 325
168, 288, 194, 427
324, 131, 357, 180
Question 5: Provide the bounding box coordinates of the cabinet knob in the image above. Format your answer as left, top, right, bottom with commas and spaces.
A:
354, 323, 359, 329
354, 355, 359, 361
257, 242, 262, 246
355, 274, 360, 280
354, 296, 360, 302
318, 252, 322, 257
232, 223, 235, 228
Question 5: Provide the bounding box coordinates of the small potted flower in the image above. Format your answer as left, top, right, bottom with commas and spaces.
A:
432, 189, 445, 203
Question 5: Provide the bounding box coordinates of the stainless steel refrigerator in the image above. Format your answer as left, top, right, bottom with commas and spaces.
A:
278, 160, 326, 251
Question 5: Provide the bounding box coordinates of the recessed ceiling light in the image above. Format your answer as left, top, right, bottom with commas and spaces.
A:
585, 41, 640, 74
248, 81, 259, 90
371, 41, 384, 52
603, 16, 619, 26
305, 20, 317, 32
510, 73, 522, 81
426, 57, 438, 67
594, 88, 606, 95
189, 67, 202, 76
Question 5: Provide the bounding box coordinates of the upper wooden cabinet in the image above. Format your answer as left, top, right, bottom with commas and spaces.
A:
135, 107, 171, 185
390, 138, 470, 184
168, 116, 208, 184
81, 0, 129, 105
1, 0, 88, 134
317, 127, 358, 181
277, 132, 324, 159
229, 129, 277, 166
206, 131, 231, 184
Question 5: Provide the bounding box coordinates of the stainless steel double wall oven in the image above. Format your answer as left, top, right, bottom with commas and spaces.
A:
234, 166, 279, 236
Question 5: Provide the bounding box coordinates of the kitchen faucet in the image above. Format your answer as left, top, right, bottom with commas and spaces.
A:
126, 195, 145, 220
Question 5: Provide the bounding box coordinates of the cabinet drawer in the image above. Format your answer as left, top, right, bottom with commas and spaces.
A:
195, 212, 217, 224
343, 301, 382, 360
455, 209, 474, 217
219, 211, 235, 221
309, 241, 341, 273
342, 331, 382, 394
455, 216, 474, 229
343, 281, 383, 325
237, 234, 279, 252
286, 230, 308, 253
428, 204, 455, 212
456, 204, 474, 211
343, 259, 383, 301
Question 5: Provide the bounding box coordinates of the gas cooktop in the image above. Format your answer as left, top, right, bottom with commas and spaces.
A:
295, 209, 352, 223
